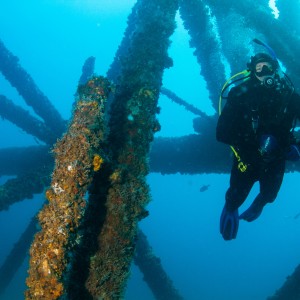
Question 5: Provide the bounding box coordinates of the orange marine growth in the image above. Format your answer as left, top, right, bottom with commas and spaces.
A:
25, 76, 111, 300
93, 154, 104, 171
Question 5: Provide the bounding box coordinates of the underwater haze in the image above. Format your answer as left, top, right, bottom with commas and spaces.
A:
0, 1, 300, 299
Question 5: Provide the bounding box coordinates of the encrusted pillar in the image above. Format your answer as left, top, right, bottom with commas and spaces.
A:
25, 76, 111, 299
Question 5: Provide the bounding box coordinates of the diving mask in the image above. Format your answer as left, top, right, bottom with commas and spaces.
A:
255, 63, 274, 77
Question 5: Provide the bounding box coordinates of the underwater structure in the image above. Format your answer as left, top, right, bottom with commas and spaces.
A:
0, 0, 300, 299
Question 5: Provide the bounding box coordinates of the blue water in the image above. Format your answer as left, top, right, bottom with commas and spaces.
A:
0, 1, 300, 299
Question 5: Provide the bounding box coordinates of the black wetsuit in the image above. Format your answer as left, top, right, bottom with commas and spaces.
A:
217, 76, 300, 212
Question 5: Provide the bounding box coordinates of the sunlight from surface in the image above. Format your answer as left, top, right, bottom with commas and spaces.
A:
269, 0, 279, 19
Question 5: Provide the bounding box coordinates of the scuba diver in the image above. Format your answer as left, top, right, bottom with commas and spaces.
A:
217, 43, 300, 241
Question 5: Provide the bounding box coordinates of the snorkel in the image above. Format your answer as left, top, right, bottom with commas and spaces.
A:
219, 38, 283, 114
253, 38, 278, 63
253, 38, 294, 92
253, 38, 284, 88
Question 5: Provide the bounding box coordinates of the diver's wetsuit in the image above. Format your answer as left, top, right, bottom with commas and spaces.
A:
217, 76, 300, 212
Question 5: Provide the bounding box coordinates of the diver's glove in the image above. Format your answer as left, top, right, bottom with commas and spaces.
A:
220, 204, 239, 241
258, 134, 279, 163
286, 144, 300, 161
239, 199, 265, 222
